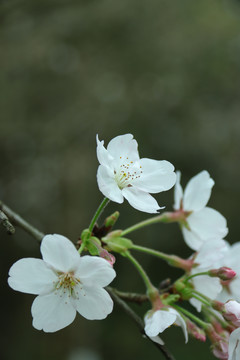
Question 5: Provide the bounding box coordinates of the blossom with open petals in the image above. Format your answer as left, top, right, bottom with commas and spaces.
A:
97, 134, 176, 213
174, 171, 228, 250
144, 307, 188, 343
8, 234, 116, 332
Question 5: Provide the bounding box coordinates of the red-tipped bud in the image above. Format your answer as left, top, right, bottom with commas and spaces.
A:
209, 267, 236, 281
185, 318, 206, 342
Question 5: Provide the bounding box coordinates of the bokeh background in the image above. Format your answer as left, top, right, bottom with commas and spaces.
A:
1, 0, 240, 359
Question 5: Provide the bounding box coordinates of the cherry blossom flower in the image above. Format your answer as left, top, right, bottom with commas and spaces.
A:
189, 239, 228, 312
228, 327, 240, 360
174, 171, 228, 251
144, 307, 188, 342
8, 234, 116, 332
96, 134, 176, 213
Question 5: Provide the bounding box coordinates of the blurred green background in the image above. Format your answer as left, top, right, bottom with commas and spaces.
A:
1, 0, 240, 359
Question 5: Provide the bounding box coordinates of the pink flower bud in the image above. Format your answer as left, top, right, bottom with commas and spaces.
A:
206, 325, 229, 360
212, 339, 229, 360
185, 318, 206, 342
223, 300, 240, 326
209, 267, 236, 281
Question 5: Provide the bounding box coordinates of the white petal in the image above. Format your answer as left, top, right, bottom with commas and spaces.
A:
74, 285, 113, 320
229, 278, 240, 303
191, 274, 222, 310
194, 239, 229, 269
133, 159, 176, 194
183, 171, 214, 211
31, 293, 76, 332
174, 310, 188, 343
75, 256, 116, 287
96, 135, 114, 169
189, 297, 202, 312
182, 226, 204, 251
190, 273, 222, 311
144, 310, 177, 337
41, 234, 80, 272
148, 336, 164, 345
217, 288, 234, 303
228, 328, 240, 360
223, 242, 240, 271
8, 258, 56, 295
107, 134, 140, 162
173, 171, 183, 210
122, 187, 161, 213
187, 207, 228, 241
97, 165, 124, 203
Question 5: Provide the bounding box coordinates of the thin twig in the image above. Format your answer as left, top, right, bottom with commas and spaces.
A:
110, 288, 148, 304
0, 201, 44, 241
2, 200, 176, 360
107, 287, 176, 360
0, 210, 15, 234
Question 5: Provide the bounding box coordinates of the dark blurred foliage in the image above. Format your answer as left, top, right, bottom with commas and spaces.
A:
1, 0, 240, 359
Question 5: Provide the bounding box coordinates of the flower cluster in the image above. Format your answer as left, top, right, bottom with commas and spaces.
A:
6, 133, 240, 360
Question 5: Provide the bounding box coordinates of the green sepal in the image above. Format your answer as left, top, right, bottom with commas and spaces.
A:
85, 237, 101, 256
81, 228, 91, 242
162, 294, 181, 305
102, 236, 133, 253
174, 280, 193, 300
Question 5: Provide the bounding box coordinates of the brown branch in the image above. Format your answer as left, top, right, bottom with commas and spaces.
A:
0, 209, 15, 234
2, 200, 176, 360
110, 288, 148, 304
107, 287, 176, 360
0, 201, 44, 241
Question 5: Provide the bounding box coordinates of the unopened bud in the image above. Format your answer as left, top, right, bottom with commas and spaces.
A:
104, 211, 120, 228
208, 267, 236, 281
223, 300, 240, 326
185, 318, 206, 342
206, 325, 229, 360
212, 339, 229, 360
85, 237, 116, 266
102, 236, 133, 254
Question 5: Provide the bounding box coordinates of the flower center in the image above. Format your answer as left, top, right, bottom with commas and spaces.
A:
55, 271, 81, 299
114, 156, 143, 189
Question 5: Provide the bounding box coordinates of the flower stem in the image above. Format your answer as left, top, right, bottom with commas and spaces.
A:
88, 197, 110, 233
121, 213, 172, 236
192, 290, 213, 305
131, 244, 193, 271
192, 294, 211, 307
184, 272, 209, 282
173, 304, 210, 330
121, 210, 189, 236
202, 306, 230, 329
124, 251, 156, 297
